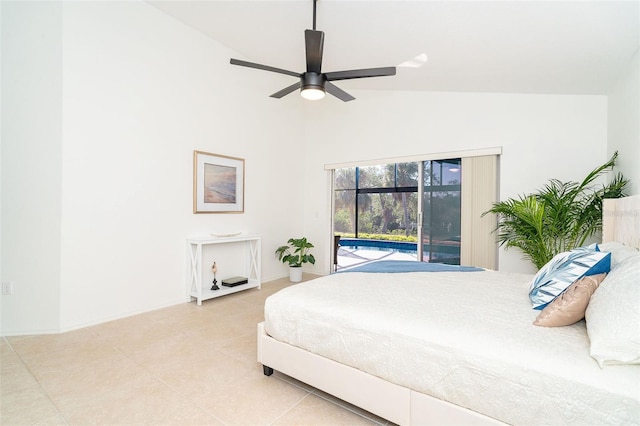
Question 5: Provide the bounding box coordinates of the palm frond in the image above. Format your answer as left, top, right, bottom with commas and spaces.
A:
484, 151, 628, 269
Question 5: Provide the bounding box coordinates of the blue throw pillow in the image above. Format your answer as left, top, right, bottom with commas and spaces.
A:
529, 247, 611, 310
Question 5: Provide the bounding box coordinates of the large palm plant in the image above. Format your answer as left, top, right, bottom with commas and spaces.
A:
484, 152, 628, 269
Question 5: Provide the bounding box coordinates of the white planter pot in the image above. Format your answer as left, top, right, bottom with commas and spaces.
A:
289, 266, 303, 283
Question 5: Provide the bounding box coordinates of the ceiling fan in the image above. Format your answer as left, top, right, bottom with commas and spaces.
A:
230, 0, 396, 102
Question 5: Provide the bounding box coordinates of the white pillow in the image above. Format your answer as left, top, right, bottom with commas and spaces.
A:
596, 241, 639, 268
585, 252, 640, 368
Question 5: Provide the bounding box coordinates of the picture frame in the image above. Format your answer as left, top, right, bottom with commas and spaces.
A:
193, 150, 245, 213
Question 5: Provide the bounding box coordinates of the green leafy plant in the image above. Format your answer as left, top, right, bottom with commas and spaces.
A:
483, 152, 628, 269
334, 232, 418, 243
275, 237, 316, 267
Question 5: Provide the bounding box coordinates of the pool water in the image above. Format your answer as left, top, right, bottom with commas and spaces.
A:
336, 238, 460, 269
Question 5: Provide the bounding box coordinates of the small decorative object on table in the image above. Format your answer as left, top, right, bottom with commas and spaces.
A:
211, 261, 219, 290
222, 276, 249, 287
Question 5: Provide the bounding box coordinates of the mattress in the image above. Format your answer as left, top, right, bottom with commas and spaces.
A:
264, 270, 640, 425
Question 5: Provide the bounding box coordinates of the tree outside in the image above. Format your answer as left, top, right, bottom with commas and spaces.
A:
334, 160, 461, 265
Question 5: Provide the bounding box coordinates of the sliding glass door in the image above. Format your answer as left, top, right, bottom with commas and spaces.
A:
333, 159, 461, 270
420, 159, 462, 264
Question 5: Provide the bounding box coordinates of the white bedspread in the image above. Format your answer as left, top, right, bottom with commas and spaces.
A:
264, 270, 640, 425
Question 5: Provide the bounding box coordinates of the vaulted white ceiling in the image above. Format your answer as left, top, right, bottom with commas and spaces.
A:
148, 0, 639, 96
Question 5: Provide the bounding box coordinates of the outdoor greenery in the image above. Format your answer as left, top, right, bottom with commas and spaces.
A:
275, 237, 316, 267
334, 232, 418, 243
484, 152, 628, 269
334, 161, 461, 243
334, 163, 419, 238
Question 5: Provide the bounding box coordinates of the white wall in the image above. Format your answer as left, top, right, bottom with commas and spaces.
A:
608, 49, 640, 195
1, 1, 63, 334
302, 90, 608, 275
2, 1, 306, 335
0, 0, 628, 335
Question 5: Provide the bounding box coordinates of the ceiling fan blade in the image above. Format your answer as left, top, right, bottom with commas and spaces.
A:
325, 82, 355, 102
324, 67, 396, 81
305, 30, 324, 74
270, 81, 302, 99
230, 58, 300, 78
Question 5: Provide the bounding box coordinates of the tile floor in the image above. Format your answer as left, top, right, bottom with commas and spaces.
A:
1, 275, 391, 425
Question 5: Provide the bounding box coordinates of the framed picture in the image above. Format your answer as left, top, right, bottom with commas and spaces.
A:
193, 150, 245, 213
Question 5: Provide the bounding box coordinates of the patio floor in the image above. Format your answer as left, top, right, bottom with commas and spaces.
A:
336, 246, 418, 271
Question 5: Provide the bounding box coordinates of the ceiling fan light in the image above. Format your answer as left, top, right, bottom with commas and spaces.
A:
301, 87, 326, 100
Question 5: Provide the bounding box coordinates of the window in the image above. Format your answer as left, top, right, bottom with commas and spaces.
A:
333, 160, 460, 269
327, 148, 500, 271
334, 163, 419, 238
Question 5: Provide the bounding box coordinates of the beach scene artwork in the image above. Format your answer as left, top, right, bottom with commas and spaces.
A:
204, 163, 236, 203
194, 150, 244, 213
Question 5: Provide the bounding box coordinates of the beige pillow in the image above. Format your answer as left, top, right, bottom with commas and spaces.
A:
534, 273, 606, 327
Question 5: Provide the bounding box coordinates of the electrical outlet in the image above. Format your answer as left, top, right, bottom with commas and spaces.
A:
1, 282, 12, 296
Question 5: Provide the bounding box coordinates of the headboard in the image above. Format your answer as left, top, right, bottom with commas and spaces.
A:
602, 194, 640, 250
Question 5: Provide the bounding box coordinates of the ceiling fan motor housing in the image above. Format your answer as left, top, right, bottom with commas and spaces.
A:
302, 72, 326, 90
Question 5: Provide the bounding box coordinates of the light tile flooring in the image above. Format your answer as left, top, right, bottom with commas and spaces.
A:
1, 276, 391, 425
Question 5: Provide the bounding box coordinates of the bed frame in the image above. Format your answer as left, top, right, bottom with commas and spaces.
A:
257, 322, 500, 425
258, 194, 640, 425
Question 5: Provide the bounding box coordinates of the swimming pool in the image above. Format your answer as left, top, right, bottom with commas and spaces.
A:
338, 238, 417, 253
337, 237, 460, 264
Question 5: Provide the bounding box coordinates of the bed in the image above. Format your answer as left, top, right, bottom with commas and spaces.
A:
258, 195, 640, 425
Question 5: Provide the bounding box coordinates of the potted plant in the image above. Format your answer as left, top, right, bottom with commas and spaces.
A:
483, 151, 628, 269
275, 237, 316, 282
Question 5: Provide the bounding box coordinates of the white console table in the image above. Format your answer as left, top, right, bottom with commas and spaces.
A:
186, 235, 261, 305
